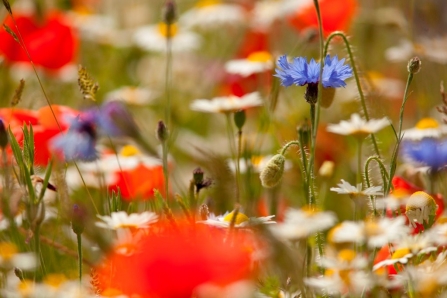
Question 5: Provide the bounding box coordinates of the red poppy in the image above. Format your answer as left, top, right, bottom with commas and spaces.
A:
0, 11, 78, 71
287, 0, 358, 36
109, 163, 165, 201
96, 221, 255, 297
373, 245, 397, 276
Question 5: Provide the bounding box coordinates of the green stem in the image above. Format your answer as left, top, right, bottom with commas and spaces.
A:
165, 25, 173, 128
162, 141, 169, 202
76, 233, 82, 283
364, 156, 390, 216
307, 104, 317, 206
387, 72, 414, 194
324, 32, 381, 159
235, 129, 242, 204
357, 138, 363, 187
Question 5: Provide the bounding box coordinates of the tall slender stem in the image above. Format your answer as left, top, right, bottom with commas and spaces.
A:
76, 233, 82, 283
165, 26, 173, 128
235, 129, 242, 204
357, 138, 364, 187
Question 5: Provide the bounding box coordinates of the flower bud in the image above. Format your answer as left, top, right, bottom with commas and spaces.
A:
305, 83, 318, 104
0, 119, 7, 149
156, 120, 169, 142
297, 120, 310, 147
193, 167, 204, 185
163, 0, 176, 25
406, 191, 437, 229
71, 204, 85, 235
234, 110, 246, 130
407, 57, 421, 74
259, 154, 286, 188
319, 160, 335, 178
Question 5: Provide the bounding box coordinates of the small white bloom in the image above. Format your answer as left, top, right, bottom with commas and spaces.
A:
96, 211, 158, 230
402, 117, 447, 141
0, 242, 37, 271
179, 2, 246, 29
330, 179, 383, 197
134, 23, 201, 53
227, 155, 292, 174
225, 51, 273, 77
105, 86, 158, 105
406, 191, 437, 228
199, 211, 275, 229
193, 280, 255, 298
305, 270, 372, 296
327, 113, 389, 137
270, 208, 337, 240
249, 0, 284, 31
190, 92, 263, 113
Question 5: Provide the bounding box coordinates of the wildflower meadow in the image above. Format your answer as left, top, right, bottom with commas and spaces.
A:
0, 0, 447, 297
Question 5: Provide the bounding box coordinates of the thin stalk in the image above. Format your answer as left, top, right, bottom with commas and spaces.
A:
324, 32, 381, 158
235, 129, 242, 204
307, 104, 317, 206
76, 233, 82, 283
357, 138, 363, 187
165, 25, 173, 128
364, 156, 390, 216
162, 141, 169, 201
387, 72, 414, 194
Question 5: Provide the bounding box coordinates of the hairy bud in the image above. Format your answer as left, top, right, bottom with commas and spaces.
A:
259, 154, 285, 188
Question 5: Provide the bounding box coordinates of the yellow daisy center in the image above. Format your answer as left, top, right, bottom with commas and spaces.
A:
223, 211, 249, 225
247, 51, 273, 63
391, 188, 411, 199
392, 247, 411, 259
18, 280, 33, 295
436, 215, 447, 225
158, 22, 178, 38
120, 145, 140, 157
338, 249, 356, 262
196, 0, 221, 8
0, 242, 18, 260
364, 220, 383, 237
251, 156, 264, 167
416, 118, 439, 129
44, 274, 67, 288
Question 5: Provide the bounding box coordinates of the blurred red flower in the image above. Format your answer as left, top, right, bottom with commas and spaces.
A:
96, 221, 256, 297
287, 0, 358, 36
0, 11, 78, 71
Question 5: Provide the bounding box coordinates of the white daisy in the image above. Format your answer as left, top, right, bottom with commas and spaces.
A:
402, 117, 447, 141
179, 1, 246, 30
330, 179, 383, 197
227, 155, 292, 174
134, 23, 201, 53
375, 189, 412, 211
190, 92, 263, 113
199, 211, 275, 228
327, 113, 389, 137
224, 51, 274, 77
96, 211, 158, 230
249, 0, 284, 31
105, 86, 158, 105
305, 270, 372, 296
0, 242, 37, 271
270, 208, 337, 240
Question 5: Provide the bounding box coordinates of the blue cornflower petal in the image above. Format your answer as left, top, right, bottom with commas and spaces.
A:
93, 101, 140, 138
50, 117, 97, 162
274, 55, 295, 87
401, 138, 447, 171
322, 55, 353, 88
306, 58, 320, 84
289, 57, 311, 86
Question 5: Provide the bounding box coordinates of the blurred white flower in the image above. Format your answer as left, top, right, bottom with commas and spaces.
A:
406, 191, 437, 228
270, 208, 337, 240
193, 280, 255, 298
134, 23, 201, 53
327, 113, 389, 137
105, 86, 158, 105
96, 211, 158, 230
199, 211, 275, 229
179, 1, 246, 29
225, 51, 273, 77
249, 0, 284, 31
0, 242, 37, 271
227, 155, 292, 174
330, 179, 383, 197
190, 92, 263, 113
402, 117, 447, 141
305, 270, 372, 296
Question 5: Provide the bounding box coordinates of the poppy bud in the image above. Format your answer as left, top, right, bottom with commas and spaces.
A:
407, 57, 421, 74
259, 154, 285, 188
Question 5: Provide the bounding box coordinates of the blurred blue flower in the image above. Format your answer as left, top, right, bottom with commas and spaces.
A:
275, 55, 352, 88
401, 138, 447, 172
50, 116, 97, 162
91, 101, 140, 138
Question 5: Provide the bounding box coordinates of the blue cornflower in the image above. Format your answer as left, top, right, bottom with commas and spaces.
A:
50, 116, 97, 162
400, 118, 447, 172
275, 54, 353, 104
275, 54, 352, 87
88, 101, 140, 138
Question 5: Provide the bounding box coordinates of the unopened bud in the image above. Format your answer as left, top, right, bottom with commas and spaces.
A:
163, 0, 176, 25
193, 167, 204, 185
407, 57, 421, 74
71, 204, 85, 235
259, 154, 285, 188
305, 83, 318, 104
406, 191, 437, 230
14, 267, 24, 281
234, 110, 246, 130
0, 119, 7, 148
156, 120, 169, 142
297, 120, 310, 146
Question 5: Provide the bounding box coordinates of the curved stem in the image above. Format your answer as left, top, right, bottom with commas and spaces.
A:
324, 31, 381, 158
364, 156, 390, 216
